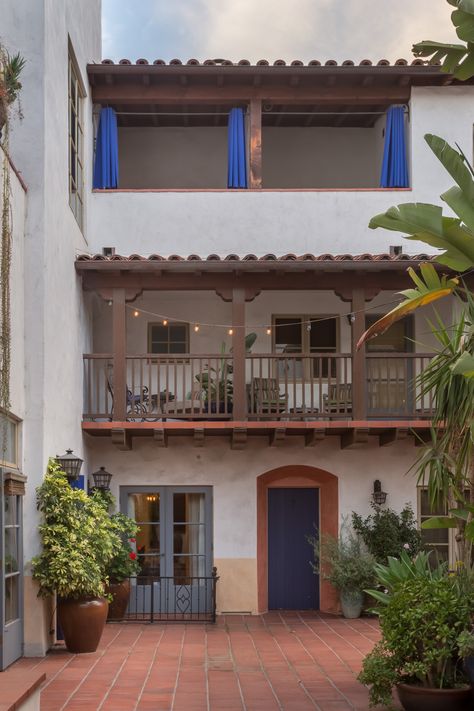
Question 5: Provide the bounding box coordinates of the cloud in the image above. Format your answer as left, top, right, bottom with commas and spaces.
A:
103, 0, 458, 63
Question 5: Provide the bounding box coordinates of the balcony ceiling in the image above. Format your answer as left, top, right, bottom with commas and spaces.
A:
88, 60, 463, 128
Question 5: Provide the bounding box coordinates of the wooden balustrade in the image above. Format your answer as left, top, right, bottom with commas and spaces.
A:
83, 352, 435, 422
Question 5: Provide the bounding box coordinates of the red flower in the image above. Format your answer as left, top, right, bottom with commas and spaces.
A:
129, 551, 137, 560
129, 538, 136, 543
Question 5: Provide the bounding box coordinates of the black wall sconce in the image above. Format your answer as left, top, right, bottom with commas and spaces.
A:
91, 466, 113, 491
372, 479, 387, 505
56, 449, 83, 482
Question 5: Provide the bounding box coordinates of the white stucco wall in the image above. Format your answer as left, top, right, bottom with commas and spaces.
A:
2, 155, 27, 421
89, 86, 474, 257
2, 0, 101, 655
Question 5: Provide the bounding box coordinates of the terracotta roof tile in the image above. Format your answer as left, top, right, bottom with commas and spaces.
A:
76, 252, 436, 263
98, 57, 438, 68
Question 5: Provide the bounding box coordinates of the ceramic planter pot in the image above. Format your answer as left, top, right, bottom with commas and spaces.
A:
107, 579, 131, 621
340, 589, 364, 619
57, 597, 108, 653
397, 682, 472, 711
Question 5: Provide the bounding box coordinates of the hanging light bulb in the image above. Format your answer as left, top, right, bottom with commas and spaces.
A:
163, 319, 168, 326
306, 321, 312, 332
133, 310, 139, 317
194, 324, 200, 333
266, 327, 271, 336
228, 328, 233, 336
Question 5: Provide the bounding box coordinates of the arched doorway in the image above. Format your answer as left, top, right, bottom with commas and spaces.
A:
257, 465, 339, 614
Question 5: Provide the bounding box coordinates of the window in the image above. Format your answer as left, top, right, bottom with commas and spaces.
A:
148, 322, 189, 355
273, 315, 338, 378
68, 51, 84, 230
0, 413, 18, 468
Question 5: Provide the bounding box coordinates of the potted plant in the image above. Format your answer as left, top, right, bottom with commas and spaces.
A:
308, 526, 375, 618
0, 49, 25, 136
106, 510, 140, 621
359, 571, 474, 710
31, 460, 120, 653
195, 332, 257, 414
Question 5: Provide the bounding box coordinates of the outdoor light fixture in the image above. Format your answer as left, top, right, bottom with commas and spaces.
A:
56, 449, 83, 482
372, 479, 387, 505
91, 466, 113, 491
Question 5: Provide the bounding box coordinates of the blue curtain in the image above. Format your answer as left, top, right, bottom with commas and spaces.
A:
93, 107, 119, 189
380, 106, 409, 188
227, 108, 248, 188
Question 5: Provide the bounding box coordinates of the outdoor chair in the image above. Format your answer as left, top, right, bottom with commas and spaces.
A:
106, 365, 155, 420
161, 389, 206, 418
248, 377, 288, 416
322, 383, 352, 416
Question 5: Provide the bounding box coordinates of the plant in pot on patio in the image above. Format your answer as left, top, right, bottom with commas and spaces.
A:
359, 561, 474, 710
106, 508, 140, 621
31, 460, 120, 653
195, 332, 257, 414
308, 525, 375, 619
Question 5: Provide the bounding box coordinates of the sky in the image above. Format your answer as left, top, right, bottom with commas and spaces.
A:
102, 0, 458, 64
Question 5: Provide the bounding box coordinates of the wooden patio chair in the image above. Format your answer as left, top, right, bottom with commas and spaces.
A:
322, 383, 352, 416
161, 389, 206, 417
248, 378, 288, 415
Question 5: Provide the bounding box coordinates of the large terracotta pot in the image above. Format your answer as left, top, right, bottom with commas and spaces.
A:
397, 682, 472, 711
57, 597, 108, 653
107, 579, 131, 621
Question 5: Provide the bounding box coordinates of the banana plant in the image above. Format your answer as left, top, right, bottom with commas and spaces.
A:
413, 1, 474, 80
357, 134, 474, 381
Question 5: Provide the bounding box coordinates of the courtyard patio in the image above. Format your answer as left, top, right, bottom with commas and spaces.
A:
11, 612, 390, 711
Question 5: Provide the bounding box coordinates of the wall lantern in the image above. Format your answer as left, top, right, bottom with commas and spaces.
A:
91, 466, 113, 491
372, 479, 387, 505
56, 449, 83, 482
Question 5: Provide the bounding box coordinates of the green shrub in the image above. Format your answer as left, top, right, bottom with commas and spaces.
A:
359, 576, 474, 707
308, 526, 375, 593
32, 460, 120, 599
352, 503, 422, 563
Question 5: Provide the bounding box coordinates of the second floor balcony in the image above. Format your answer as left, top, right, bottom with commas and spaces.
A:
76, 251, 454, 446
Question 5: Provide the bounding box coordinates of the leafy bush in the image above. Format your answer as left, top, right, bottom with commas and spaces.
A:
108, 512, 140, 582
308, 526, 375, 593
32, 460, 120, 599
366, 549, 447, 607
352, 503, 422, 563
359, 576, 474, 707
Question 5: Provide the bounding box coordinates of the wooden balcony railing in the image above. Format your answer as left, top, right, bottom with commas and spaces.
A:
83, 352, 436, 422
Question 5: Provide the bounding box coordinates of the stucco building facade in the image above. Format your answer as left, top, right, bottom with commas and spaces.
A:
2, 0, 472, 662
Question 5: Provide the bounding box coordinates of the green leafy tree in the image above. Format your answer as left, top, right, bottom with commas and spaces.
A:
32, 460, 120, 599
352, 504, 421, 563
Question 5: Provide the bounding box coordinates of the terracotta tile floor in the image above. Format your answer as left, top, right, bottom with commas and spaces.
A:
12, 612, 390, 711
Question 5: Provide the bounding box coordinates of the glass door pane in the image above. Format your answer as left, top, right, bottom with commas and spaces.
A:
127, 493, 161, 575
173, 492, 206, 580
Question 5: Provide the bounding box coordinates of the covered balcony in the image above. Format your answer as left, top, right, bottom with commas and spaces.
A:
77, 252, 450, 448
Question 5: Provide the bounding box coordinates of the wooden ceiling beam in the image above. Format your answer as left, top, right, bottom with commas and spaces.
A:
81, 271, 421, 293
91, 84, 410, 105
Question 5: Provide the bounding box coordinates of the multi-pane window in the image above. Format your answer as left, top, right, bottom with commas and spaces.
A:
273, 315, 338, 378
148, 322, 189, 355
0, 413, 18, 468
68, 54, 84, 230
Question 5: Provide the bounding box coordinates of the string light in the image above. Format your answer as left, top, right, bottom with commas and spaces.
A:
124, 296, 405, 332
133, 310, 139, 317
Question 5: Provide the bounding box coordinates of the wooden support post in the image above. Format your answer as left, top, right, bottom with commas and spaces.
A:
351, 289, 367, 420
232, 288, 247, 420
112, 288, 127, 421
249, 99, 262, 189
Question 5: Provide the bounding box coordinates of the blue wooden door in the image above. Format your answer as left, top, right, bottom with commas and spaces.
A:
268, 488, 319, 610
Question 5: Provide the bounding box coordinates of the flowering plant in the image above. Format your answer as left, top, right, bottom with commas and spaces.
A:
107, 513, 140, 582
